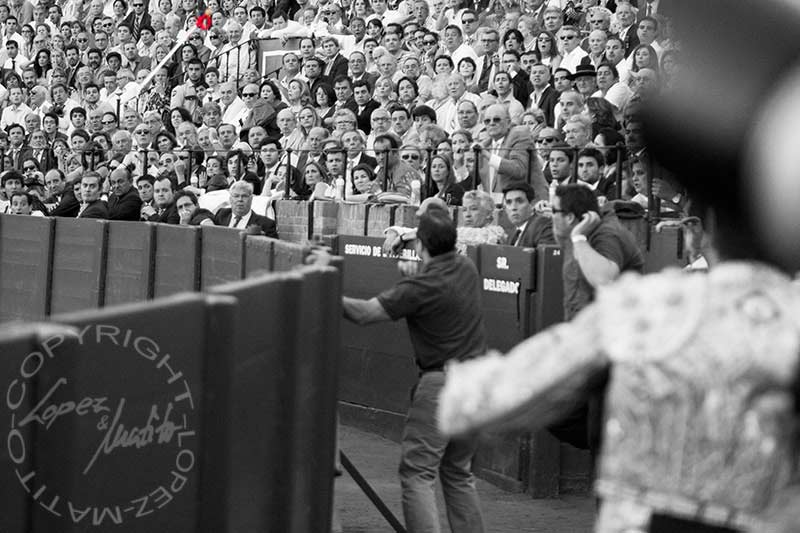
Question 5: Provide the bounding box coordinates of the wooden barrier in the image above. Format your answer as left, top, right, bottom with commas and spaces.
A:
153, 225, 200, 298
0, 215, 54, 322
50, 218, 108, 314
200, 226, 246, 289
105, 221, 156, 305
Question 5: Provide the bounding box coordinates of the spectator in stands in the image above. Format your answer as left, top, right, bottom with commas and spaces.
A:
0, 170, 23, 213
78, 171, 109, 219
429, 153, 464, 206
213, 180, 278, 237
44, 169, 78, 217
374, 133, 416, 198
107, 166, 142, 221
175, 189, 214, 226
503, 181, 554, 247
8, 190, 40, 215
563, 115, 593, 150
476, 104, 546, 202
141, 176, 179, 224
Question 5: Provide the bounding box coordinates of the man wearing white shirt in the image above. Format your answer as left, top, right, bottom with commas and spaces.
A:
436, 74, 481, 134
219, 82, 247, 131
637, 16, 664, 58
2, 39, 27, 76
558, 25, 588, 74
443, 25, 478, 72
493, 71, 525, 121
372, 0, 412, 25
1, 86, 31, 130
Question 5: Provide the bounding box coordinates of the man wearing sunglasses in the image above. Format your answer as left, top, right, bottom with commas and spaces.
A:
122, 0, 151, 42
558, 25, 588, 74
477, 104, 548, 203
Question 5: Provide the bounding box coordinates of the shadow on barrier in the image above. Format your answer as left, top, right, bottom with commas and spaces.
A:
50, 218, 109, 315
105, 221, 156, 306
0, 215, 54, 322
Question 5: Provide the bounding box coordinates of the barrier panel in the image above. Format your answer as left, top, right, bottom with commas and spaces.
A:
645, 225, 682, 273
244, 236, 274, 275
153, 225, 200, 298
104, 221, 156, 306
49, 218, 108, 315
366, 204, 395, 237
200, 226, 246, 289
38, 294, 236, 532
272, 239, 310, 272
0, 215, 53, 322
287, 267, 341, 533
336, 203, 368, 236
312, 201, 340, 240
275, 200, 311, 243
208, 273, 304, 532
0, 323, 78, 533
335, 235, 418, 438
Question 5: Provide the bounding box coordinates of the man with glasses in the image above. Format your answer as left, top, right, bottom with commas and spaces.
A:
460, 9, 479, 47
123, 0, 151, 42
238, 82, 277, 134
535, 127, 562, 182
348, 51, 376, 89
477, 104, 548, 202
559, 25, 588, 74
373, 133, 416, 198
101, 112, 119, 136
131, 123, 153, 150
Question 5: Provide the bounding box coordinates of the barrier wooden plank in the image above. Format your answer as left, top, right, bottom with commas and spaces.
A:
153, 225, 200, 297
366, 204, 395, 237
336, 236, 417, 438
312, 201, 339, 240
272, 240, 310, 272
0, 215, 54, 323
275, 200, 311, 243
336, 203, 368, 236
209, 273, 303, 533
0, 323, 78, 533
50, 218, 108, 315
105, 221, 156, 306
645, 225, 682, 273
244, 236, 274, 275
36, 294, 236, 533
200, 226, 246, 289
289, 267, 341, 533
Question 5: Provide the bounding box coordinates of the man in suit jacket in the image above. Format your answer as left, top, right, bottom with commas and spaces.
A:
353, 79, 381, 134
107, 166, 142, 221
142, 176, 180, 224
530, 65, 558, 127
502, 182, 555, 248
213, 181, 278, 238
321, 37, 349, 81
479, 104, 549, 203
615, 1, 640, 57
122, 2, 152, 42
78, 172, 109, 219
44, 169, 80, 217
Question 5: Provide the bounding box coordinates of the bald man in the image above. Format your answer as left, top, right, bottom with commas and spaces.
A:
478, 104, 548, 202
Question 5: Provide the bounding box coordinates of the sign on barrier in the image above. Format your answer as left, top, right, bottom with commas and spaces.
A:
0, 323, 78, 533
20, 294, 238, 533
0, 215, 54, 322
105, 222, 156, 306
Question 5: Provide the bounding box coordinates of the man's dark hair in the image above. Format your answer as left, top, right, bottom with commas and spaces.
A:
388, 103, 410, 118
5, 39, 17, 48
6, 123, 24, 135
333, 75, 352, 88
374, 133, 399, 149
555, 183, 599, 219
1, 170, 24, 186
249, 5, 265, 16
502, 49, 520, 61
549, 143, 575, 162
639, 16, 659, 31
187, 57, 203, 68
140, 24, 155, 35
578, 147, 604, 167
117, 22, 133, 32
417, 206, 457, 256
502, 181, 535, 202
352, 78, 371, 91
385, 22, 403, 36
70, 106, 87, 118
411, 105, 436, 122
106, 51, 122, 63
444, 24, 462, 37
136, 174, 155, 185
71, 129, 90, 141
174, 189, 198, 206
261, 137, 282, 150
64, 43, 79, 55
10, 190, 32, 205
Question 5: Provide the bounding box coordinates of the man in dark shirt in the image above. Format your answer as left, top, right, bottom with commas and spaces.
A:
553, 184, 644, 320
78, 171, 109, 219
343, 207, 486, 533
503, 182, 555, 247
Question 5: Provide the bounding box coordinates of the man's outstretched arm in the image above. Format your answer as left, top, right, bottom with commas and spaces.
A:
343, 297, 392, 325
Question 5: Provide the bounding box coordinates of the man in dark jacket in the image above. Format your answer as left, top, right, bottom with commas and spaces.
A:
78, 172, 109, 219
107, 166, 142, 221
141, 176, 179, 224
44, 168, 80, 217
213, 181, 278, 238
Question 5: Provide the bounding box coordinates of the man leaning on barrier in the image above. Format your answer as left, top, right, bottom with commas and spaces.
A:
343, 206, 486, 533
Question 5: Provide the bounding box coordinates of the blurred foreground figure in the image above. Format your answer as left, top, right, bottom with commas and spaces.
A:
439, 1, 800, 532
